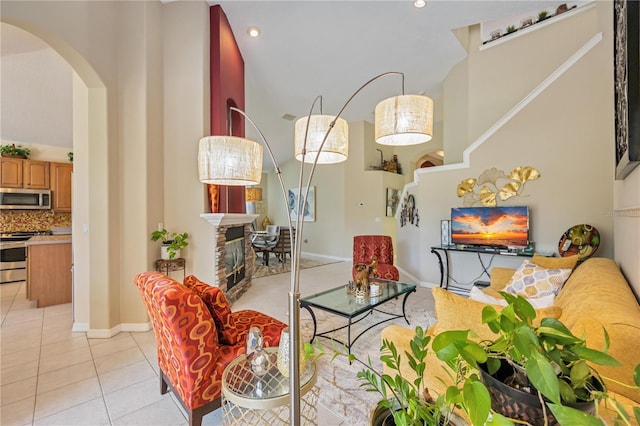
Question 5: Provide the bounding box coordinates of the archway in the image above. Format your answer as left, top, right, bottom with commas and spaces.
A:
416, 150, 444, 169
1, 20, 109, 331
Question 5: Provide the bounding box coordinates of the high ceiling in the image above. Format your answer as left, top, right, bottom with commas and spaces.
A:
2, 1, 581, 166
215, 0, 572, 167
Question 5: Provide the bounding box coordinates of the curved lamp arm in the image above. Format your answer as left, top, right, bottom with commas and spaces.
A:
228, 71, 408, 426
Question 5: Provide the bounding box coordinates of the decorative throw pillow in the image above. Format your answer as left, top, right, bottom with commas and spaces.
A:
504, 260, 572, 298
469, 285, 556, 308
531, 253, 580, 270
431, 287, 562, 342
183, 275, 239, 345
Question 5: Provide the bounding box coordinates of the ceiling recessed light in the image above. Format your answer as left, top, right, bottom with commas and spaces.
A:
247, 26, 261, 38
414, 0, 426, 8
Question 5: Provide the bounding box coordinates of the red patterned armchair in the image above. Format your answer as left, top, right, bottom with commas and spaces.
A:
352, 235, 400, 281
134, 272, 287, 426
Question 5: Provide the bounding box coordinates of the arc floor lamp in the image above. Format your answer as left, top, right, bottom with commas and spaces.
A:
198, 71, 433, 425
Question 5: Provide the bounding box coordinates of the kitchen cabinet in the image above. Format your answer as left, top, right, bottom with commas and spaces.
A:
23, 160, 50, 189
26, 236, 72, 308
0, 158, 50, 189
0, 157, 24, 188
50, 162, 73, 212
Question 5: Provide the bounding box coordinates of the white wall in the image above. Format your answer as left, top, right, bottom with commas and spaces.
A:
399, 3, 616, 288
1, 1, 212, 334
0, 24, 73, 148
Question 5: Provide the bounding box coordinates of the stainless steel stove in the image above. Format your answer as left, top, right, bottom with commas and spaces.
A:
1, 231, 52, 284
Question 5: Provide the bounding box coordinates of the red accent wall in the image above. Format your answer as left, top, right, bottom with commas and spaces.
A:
209, 5, 246, 213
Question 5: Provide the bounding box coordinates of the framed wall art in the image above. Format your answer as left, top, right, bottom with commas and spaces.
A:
614, 0, 640, 180
288, 186, 315, 222
386, 187, 400, 217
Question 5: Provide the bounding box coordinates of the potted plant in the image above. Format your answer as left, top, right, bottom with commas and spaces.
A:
505, 25, 517, 35
433, 293, 640, 425
0, 144, 31, 159
305, 327, 498, 426
151, 228, 189, 260
538, 10, 550, 22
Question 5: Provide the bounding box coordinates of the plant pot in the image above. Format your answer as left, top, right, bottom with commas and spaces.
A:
160, 246, 179, 260
479, 360, 597, 426
1, 153, 27, 159
369, 403, 460, 426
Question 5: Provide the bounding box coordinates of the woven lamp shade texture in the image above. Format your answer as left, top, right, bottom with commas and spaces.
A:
198, 136, 263, 185
374, 94, 433, 146
245, 187, 263, 202
294, 115, 348, 164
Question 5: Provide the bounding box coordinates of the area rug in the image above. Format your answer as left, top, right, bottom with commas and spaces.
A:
253, 257, 339, 279
299, 285, 438, 425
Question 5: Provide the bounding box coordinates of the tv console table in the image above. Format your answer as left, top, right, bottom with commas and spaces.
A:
430, 245, 533, 294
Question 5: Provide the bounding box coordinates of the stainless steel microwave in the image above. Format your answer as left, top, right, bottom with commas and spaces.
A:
0, 188, 51, 209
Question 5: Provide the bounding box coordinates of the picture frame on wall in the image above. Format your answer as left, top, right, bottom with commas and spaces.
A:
386, 187, 400, 217
288, 186, 315, 222
614, 0, 640, 180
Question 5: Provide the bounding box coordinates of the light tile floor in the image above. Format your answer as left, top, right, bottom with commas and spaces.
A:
0, 261, 358, 426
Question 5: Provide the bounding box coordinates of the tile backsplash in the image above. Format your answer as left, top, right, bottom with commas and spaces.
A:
0, 210, 72, 233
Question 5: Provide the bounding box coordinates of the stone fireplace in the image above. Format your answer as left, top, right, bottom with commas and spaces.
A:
201, 213, 257, 304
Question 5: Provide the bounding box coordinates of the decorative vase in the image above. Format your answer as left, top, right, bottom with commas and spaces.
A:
479, 360, 598, 426
276, 327, 305, 377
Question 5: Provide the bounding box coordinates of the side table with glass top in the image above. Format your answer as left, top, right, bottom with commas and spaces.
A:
222, 346, 318, 426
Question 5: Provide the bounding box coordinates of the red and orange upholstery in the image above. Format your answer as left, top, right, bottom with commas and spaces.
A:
352, 235, 400, 281
134, 272, 287, 426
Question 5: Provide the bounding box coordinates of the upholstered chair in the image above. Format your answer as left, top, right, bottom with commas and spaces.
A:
134, 272, 287, 426
352, 235, 400, 281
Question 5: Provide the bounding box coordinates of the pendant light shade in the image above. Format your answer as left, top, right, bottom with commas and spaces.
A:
374, 94, 433, 146
294, 115, 348, 164
198, 136, 263, 185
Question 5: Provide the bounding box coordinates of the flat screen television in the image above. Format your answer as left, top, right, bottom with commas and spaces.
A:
450, 206, 530, 248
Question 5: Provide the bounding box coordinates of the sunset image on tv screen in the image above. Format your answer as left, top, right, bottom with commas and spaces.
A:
451, 206, 529, 247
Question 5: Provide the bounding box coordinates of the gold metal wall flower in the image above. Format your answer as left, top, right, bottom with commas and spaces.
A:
456, 166, 540, 207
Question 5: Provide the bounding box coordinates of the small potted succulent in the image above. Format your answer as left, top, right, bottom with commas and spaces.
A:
151, 228, 189, 260
1, 144, 31, 159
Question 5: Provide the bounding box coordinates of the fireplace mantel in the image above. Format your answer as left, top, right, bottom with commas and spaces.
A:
200, 213, 258, 228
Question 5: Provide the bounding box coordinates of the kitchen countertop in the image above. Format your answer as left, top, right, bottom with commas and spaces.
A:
25, 235, 72, 246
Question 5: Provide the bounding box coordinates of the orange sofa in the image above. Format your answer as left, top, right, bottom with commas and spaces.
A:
381, 257, 640, 424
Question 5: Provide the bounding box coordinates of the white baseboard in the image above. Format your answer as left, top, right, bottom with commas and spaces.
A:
121, 322, 152, 332
300, 252, 350, 262
72, 322, 89, 332
73, 322, 151, 338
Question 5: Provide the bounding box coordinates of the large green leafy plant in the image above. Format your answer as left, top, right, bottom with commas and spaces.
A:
305, 327, 499, 426
433, 293, 640, 425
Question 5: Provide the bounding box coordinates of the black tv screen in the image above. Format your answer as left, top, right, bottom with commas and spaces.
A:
450, 206, 529, 248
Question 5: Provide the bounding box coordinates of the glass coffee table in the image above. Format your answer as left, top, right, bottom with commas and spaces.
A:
300, 278, 416, 355
222, 347, 318, 425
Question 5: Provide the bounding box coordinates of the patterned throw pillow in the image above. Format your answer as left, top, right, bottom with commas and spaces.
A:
504, 260, 572, 298
183, 275, 239, 345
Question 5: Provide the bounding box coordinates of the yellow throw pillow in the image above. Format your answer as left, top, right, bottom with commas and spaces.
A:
431, 287, 562, 342
504, 260, 572, 298
531, 253, 579, 270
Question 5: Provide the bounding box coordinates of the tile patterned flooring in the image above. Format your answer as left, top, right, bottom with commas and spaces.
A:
0, 261, 357, 426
